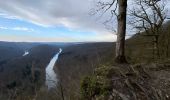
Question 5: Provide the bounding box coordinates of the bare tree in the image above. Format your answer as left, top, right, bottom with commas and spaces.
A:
91, 0, 128, 63
130, 0, 166, 59
115, 0, 128, 63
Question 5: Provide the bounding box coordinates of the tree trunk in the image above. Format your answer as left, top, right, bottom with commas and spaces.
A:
115, 0, 127, 63
167, 37, 170, 58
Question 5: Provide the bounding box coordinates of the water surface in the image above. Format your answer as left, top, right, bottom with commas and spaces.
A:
23, 51, 29, 56
45, 48, 62, 89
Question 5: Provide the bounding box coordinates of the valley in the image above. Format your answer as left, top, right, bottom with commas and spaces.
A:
0, 21, 170, 100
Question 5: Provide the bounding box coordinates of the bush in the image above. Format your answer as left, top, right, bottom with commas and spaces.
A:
80, 66, 114, 100
80, 76, 100, 100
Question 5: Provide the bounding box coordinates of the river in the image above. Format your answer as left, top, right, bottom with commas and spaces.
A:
23, 51, 29, 56
45, 48, 62, 89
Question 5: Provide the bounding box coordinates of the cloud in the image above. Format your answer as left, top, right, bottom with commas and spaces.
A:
0, 26, 35, 32
12, 27, 34, 32
0, 0, 117, 38
0, 0, 169, 42
0, 13, 19, 19
0, 26, 8, 30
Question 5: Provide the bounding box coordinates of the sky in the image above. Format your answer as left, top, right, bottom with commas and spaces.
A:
0, 0, 169, 42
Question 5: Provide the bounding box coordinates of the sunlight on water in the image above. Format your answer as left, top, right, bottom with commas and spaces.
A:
22, 51, 29, 56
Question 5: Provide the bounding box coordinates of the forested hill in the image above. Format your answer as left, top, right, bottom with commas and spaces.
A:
126, 20, 170, 63
79, 21, 170, 100
53, 21, 170, 100
0, 20, 170, 100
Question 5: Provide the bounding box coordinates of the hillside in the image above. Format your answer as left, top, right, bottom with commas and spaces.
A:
0, 43, 60, 99
126, 20, 170, 63
79, 21, 170, 100
0, 41, 40, 62
51, 21, 170, 100
0, 21, 169, 100
54, 43, 114, 99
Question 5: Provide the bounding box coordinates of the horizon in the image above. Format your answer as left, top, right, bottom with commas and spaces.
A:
0, 40, 114, 43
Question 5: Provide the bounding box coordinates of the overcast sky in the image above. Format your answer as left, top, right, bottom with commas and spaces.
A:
0, 0, 169, 42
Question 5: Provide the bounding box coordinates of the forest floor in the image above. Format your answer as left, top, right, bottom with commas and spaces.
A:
82, 61, 170, 100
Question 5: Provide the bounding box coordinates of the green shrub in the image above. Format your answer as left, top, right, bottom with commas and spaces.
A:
80, 66, 115, 99
80, 76, 100, 99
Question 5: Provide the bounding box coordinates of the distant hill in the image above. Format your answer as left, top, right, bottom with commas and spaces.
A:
0, 41, 40, 62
